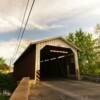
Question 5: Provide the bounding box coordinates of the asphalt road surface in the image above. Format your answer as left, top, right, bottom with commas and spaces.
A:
29, 80, 100, 100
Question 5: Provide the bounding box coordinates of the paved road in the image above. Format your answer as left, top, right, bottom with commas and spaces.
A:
29, 80, 100, 100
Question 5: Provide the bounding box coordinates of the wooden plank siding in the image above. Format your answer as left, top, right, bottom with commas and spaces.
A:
14, 45, 36, 81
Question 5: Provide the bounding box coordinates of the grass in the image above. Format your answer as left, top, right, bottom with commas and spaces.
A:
0, 95, 9, 100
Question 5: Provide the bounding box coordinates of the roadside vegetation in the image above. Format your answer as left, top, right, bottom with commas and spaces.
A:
0, 58, 17, 100
66, 25, 100, 75
0, 95, 9, 100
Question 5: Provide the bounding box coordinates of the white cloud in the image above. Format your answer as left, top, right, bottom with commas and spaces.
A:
0, 0, 100, 33
30, 0, 100, 22
0, 39, 32, 64
0, 16, 22, 33
27, 23, 64, 30
0, 40, 16, 64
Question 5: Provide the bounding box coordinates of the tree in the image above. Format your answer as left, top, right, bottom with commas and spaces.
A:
67, 29, 96, 74
0, 58, 5, 66
95, 24, 100, 36
0, 57, 10, 72
0, 73, 17, 93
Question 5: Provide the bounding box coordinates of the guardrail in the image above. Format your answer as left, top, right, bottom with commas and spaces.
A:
10, 77, 30, 100
81, 75, 100, 82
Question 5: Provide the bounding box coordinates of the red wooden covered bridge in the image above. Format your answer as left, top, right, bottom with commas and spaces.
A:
14, 37, 80, 82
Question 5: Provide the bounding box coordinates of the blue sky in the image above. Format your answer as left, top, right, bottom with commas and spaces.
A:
0, 0, 100, 64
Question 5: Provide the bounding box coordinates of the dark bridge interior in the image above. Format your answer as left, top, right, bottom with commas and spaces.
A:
40, 45, 76, 80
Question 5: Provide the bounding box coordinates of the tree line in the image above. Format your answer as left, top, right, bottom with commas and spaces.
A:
0, 57, 17, 98
66, 25, 100, 75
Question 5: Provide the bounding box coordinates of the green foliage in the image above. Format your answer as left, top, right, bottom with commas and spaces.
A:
0, 57, 10, 72
0, 73, 17, 93
0, 58, 5, 66
0, 64, 10, 72
0, 95, 9, 100
95, 24, 100, 34
0, 57, 17, 95
67, 29, 96, 74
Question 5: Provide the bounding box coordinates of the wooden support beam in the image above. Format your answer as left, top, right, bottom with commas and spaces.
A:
73, 51, 80, 80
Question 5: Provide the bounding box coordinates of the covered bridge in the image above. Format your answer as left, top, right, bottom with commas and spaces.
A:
14, 37, 80, 81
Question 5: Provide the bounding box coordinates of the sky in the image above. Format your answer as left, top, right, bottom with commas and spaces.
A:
0, 0, 100, 65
